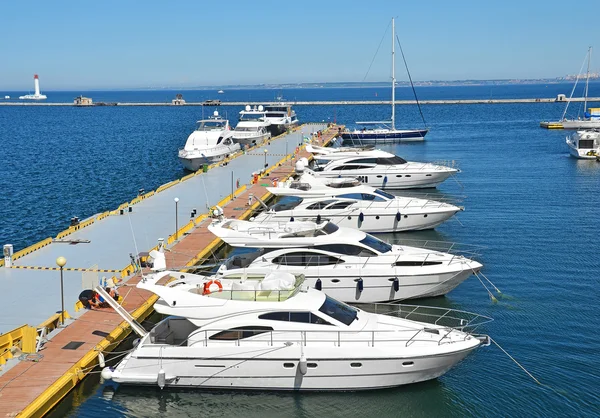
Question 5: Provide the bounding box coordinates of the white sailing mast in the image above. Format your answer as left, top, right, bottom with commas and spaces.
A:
584, 46, 592, 114
391, 17, 396, 130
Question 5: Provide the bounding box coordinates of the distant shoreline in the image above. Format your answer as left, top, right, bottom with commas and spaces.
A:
2, 79, 600, 93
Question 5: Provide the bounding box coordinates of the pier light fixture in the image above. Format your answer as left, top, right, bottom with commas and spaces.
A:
174, 198, 180, 241
264, 149, 268, 167
56, 256, 67, 325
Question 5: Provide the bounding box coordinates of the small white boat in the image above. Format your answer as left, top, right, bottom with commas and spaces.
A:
233, 105, 272, 146
209, 219, 483, 302
255, 173, 462, 233
101, 268, 490, 391
305, 148, 458, 190
178, 111, 241, 171
263, 102, 299, 136
218, 90, 224, 94
566, 130, 600, 159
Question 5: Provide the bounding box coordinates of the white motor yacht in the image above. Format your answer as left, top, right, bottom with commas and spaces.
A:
233, 105, 272, 146
178, 111, 241, 171
306, 149, 458, 190
101, 270, 490, 390
263, 102, 299, 136
208, 219, 483, 302
565, 130, 600, 159
254, 176, 462, 233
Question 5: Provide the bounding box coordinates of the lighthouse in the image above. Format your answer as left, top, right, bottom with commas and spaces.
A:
34, 74, 41, 96
19, 74, 47, 100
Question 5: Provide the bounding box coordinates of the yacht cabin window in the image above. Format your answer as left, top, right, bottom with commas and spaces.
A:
359, 235, 392, 254
271, 197, 303, 212
197, 121, 226, 131
209, 326, 274, 341
338, 193, 385, 202
374, 189, 395, 199
272, 252, 343, 266
306, 200, 337, 210
258, 311, 332, 325
326, 201, 354, 210
318, 295, 358, 326
313, 244, 376, 257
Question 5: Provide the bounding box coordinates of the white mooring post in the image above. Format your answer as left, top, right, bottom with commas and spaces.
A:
3, 244, 14, 267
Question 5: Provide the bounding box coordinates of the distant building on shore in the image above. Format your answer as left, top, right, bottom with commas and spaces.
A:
172, 94, 185, 105
74, 96, 93, 106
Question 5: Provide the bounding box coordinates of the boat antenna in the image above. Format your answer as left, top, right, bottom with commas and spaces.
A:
395, 31, 427, 128
391, 17, 396, 130
561, 50, 589, 121
584, 46, 592, 113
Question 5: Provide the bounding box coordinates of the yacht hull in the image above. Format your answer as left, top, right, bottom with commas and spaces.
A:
342, 129, 428, 144
312, 170, 455, 190
111, 345, 477, 390
220, 267, 478, 302
252, 208, 459, 233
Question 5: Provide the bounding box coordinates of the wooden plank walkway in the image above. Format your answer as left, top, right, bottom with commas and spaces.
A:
0, 126, 340, 417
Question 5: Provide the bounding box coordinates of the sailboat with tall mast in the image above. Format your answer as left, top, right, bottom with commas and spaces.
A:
342, 18, 428, 144
540, 47, 600, 130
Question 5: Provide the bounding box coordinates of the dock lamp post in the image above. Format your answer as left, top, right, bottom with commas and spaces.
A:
56, 256, 67, 326
264, 149, 268, 168
174, 197, 179, 241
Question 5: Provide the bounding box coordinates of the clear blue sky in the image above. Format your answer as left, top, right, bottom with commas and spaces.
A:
2, 0, 599, 89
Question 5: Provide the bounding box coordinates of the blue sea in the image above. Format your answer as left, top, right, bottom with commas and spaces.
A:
2, 85, 600, 417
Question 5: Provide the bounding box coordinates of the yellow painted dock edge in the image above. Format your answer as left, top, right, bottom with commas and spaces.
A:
15, 124, 336, 417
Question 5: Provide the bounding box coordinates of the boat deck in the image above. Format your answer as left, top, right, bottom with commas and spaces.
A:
0, 124, 337, 417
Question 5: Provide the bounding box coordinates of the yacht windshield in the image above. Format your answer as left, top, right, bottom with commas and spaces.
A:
240, 113, 265, 121
235, 126, 258, 132
359, 235, 392, 253
374, 189, 395, 199
319, 295, 357, 326
271, 196, 302, 212
197, 121, 226, 131
377, 156, 407, 165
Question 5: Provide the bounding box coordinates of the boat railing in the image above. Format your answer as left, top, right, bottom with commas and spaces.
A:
389, 239, 485, 260
201, 275, 306, 302
192, 309, 491, 348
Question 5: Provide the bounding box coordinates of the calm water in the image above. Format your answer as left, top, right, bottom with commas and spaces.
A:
2, 86, 600, 417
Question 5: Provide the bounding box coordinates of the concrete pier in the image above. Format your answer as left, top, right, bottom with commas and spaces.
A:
0, 124, 336, 417
1, 97, 599, 106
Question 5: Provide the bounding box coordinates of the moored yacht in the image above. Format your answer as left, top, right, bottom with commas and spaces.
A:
208, 219, 483, 302
178, 111, 241, 171
263, 102, 299, 136
233, 105, 272, 146
101, 270, 491, 390
255, 176, 462, 233
306, 149, 458, 190
565, 130, 600, 159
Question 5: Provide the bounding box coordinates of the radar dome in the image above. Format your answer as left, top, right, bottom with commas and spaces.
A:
258, 105, 264, 111
300, 157, 309, 166
295, 160, 305, 173
213, 110, 219, 117
245, 105, 251, 111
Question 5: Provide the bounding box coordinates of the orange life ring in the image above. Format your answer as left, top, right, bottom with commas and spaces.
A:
203, 279, 223, 295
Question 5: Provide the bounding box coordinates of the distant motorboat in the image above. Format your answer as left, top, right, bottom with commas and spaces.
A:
263, 102, 299, 136
566, 130, 600, 159
218, 90, 224, 94
233, 105, 272, 146
178, 111, 240, 171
